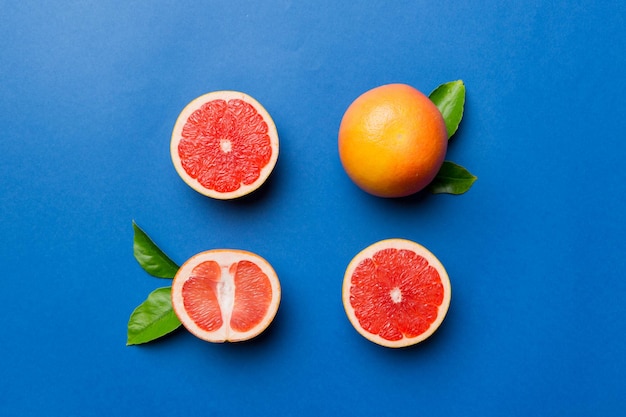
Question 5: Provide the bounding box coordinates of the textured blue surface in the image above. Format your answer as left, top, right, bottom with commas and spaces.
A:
2, 1, 625, 416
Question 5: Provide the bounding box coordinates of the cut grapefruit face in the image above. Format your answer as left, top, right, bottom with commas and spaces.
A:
342, 239, 451, 348
171, 249, 281, 343
170, 91, 279, 199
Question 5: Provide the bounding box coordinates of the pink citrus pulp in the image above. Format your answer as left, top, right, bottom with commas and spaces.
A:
342, 238, 451, 348
170, 91, 279, 199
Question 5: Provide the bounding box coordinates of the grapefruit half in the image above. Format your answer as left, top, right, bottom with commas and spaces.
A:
342, 239, 451, 348
171, 249, 281, 342
170, 91, 279, 199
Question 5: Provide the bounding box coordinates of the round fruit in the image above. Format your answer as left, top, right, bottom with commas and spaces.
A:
338, 83, 448, 198
171, 249, 281, 343
342, 239, 451, 348
170, 91, 279, 199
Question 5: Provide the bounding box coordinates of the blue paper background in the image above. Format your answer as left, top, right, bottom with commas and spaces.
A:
2, 1, 625, 415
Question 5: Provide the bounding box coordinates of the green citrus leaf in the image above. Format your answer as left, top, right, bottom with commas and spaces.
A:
429, 161, 477, 194
127, 286, 181, 345
429, 80, 465, 139
133, 221, 179, 278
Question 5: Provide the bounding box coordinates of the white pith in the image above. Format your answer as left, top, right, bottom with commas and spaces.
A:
219, 138, 232, 153
170, 90, 279, 200
216, 264, 235, 328
389, 287, 402, 303
171, 249, 281, 343
342, 238, 452, 348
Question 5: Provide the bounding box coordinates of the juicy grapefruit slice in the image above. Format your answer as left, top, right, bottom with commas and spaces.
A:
170, 91, 279, 199
342, 239, 451, 348
171, 249, 281, 342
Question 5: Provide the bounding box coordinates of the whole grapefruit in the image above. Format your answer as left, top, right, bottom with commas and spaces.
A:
338, 83, 447, 198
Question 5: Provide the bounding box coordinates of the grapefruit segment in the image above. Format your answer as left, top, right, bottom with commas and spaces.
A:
342, 239, 451, 348
171, 91, 279, 199
182, 260, 223, 333
230, 260, 273, 333
171, 249, 281, 343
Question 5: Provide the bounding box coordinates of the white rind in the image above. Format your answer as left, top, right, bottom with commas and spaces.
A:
170, 91, 279, 199
342, 238, 451, 348
171, 249, 281, 343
